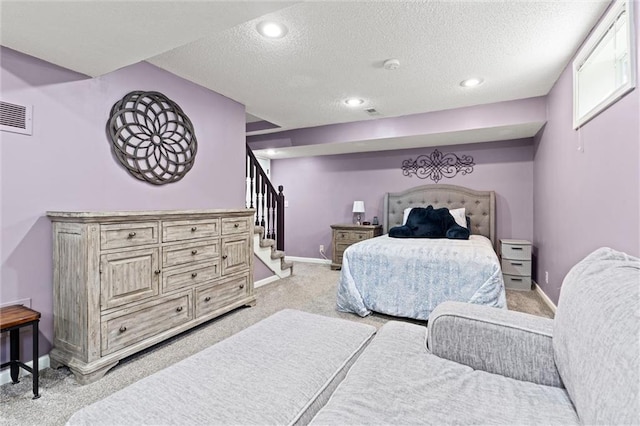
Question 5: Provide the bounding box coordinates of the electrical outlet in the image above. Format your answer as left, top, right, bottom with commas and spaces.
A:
545, 271, 549, 284
319, 245, 324, 253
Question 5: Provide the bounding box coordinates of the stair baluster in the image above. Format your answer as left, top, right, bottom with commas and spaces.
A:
277, 185, 285, 251
246, 145, 285, 251
260, 178, 266, 228
266, 189, 273, 239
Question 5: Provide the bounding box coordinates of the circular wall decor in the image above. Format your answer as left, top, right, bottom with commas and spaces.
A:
106, 91, 198, 185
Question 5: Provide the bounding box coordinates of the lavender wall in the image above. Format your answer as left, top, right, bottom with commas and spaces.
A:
254, 257, 275, 281
272, 139, 534, 259
0, 47, 247, 361
533, 5, 640, 303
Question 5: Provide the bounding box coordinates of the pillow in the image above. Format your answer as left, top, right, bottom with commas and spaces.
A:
402, 206, 426, 225
404, 206, 467, 229
446, 224, 470, 239
448, 208, 467, 229
388, 225, 413, 238
405, 206, 456, 238
390, 206, 470, 240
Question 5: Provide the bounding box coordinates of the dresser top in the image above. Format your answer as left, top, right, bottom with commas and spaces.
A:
331, 224, 382, 230
47, 209, 254, 222
500, 239, 531, 246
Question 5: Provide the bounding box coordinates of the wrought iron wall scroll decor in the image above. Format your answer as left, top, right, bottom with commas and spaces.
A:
106, 91, 198, 185
401, 149, 474, 183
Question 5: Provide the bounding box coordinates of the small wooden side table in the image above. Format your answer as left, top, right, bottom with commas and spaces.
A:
330, 224, 383, 270
0, 305, 41, 399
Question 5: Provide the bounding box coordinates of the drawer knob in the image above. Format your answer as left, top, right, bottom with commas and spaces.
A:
128, 232, 136, 238
222, 255, 228, 260
359, 235, 363, 239
176, 306, 183, 312
234, 223, 239, 228
239, 284, 245, 289
119, 326, 127, 333
511, 262, 523, 266
204, 296, 211, 302
191, 226, 197, 232
511, 247, 523, 250
191, 249, 198, 255
191, 272, 198, 278
154, 269, 161, 275
511, 278, 523, 282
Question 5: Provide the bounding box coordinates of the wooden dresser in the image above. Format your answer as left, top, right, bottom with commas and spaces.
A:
47, 209, 255, 384
330, 224, 383, 270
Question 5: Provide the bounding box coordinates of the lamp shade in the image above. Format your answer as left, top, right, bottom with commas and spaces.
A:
352, 201, 365, 213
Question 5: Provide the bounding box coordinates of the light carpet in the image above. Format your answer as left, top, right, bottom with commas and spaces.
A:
0, 262, 554, 425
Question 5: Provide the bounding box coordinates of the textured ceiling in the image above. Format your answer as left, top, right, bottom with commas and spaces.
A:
1, 0, 610, 143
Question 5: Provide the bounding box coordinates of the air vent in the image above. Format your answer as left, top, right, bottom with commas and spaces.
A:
365, 108, 381, 116
1, 101, 33, 135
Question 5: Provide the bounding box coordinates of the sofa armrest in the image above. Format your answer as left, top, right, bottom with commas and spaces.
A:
427, 301, 562, 387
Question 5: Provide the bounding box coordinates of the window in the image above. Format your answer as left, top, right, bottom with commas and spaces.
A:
573, 0, 636, 129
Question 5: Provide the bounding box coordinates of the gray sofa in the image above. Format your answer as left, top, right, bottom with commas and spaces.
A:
313, 247, 639, 425
69, 247, 639, 425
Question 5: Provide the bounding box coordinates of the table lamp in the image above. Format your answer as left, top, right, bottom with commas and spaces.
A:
352, 201, 365, 225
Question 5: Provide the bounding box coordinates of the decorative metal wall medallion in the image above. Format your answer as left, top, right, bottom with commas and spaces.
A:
402, 149, 475, 183
106, 91, 198, 185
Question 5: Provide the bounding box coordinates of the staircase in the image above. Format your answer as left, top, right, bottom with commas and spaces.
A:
253, 226, 293, 278
246, 145, 293, 279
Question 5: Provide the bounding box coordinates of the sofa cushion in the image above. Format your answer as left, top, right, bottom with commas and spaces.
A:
553, 247, 640, 425
67, 309, 377, 425
311, 321, 578, 425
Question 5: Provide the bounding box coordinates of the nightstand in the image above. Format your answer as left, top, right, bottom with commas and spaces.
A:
500, 239, 532, 290
330, 224, 382, 270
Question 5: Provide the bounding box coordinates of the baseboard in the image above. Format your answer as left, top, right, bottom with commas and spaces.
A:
284, 256, 331, 265
0, 354, 50, 386
533, 281, 557, 314
254, 275, 281, 289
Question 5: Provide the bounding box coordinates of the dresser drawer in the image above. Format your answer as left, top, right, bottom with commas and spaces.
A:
195, 274, 249, 318
101, 292, 192, 355
162, 263, 220, 293
163, 241, 219, 268
334, 230, 351, 241
351, 230, 370, 242
100, 222, 158, 250
221, 217, 251, 235
501, 259, 532, 276
501, 242, 531, 260
335, 242, 351, 259
335, 230, 372, 243
503, 274, 532, 291
162, 219, 220, 243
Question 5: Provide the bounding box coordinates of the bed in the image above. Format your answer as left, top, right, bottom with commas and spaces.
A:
336, 184, 506, 320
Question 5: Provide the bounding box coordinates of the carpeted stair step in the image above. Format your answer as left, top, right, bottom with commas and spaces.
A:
281, 260, 294, 272
271, 250, 285, 260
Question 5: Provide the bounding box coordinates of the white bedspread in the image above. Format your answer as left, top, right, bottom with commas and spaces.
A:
336, 235, 506, 320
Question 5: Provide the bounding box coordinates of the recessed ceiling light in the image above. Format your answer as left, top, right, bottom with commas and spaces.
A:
344, 98, 365, 107
460, 78, 484, 88
266, 149, 277, 156
257, 21, 288, 39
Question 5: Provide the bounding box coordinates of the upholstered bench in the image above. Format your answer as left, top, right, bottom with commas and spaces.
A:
67, 309, 376, 425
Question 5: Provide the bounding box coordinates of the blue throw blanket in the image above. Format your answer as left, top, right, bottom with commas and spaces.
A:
336, 235, 506, 320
